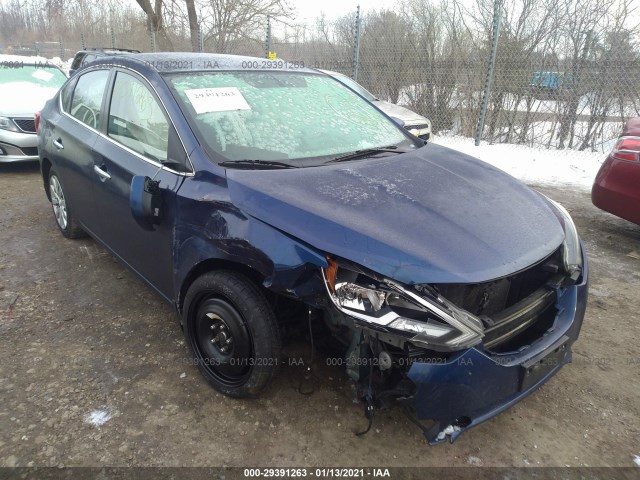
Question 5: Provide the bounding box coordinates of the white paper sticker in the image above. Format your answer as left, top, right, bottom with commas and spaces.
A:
32, 69, 54, 81
184, 87, 251, 114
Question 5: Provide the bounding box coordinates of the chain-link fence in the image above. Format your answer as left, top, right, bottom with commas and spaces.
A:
260, 2, 640, 155
3, 0, 638, 155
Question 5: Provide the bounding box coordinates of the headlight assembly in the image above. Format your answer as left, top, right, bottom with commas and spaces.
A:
0, 117, 19, 133
322, 260, 484, 350
544, 196, 583, 278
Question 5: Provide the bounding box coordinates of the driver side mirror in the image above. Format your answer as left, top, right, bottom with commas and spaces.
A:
130, 175, 162, 230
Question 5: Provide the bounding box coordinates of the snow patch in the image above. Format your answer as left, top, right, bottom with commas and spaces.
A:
433, 135, 606, 191
84, 409, 112, 426
633, 455, 640, 466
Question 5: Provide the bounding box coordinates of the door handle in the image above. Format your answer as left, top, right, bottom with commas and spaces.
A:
93, 165, 111, 180
53, 138, 64, 150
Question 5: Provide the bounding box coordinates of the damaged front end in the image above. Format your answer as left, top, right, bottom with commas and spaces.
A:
216, 147, 588, 443
318, 240, 588, 444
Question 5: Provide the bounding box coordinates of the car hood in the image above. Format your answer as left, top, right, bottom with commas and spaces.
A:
0, 82, 60, 116
225, 143, 565, 284
373, 100, 428, 126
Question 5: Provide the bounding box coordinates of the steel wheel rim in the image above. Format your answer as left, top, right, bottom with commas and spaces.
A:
191, 297, 253, 387
49, 176, 68, 229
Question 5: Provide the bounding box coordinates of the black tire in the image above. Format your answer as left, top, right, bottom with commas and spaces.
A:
48, 169, 86, 239
182, 270, 281, 397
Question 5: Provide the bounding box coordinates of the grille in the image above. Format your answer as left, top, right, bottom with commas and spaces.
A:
482, 288, 557, 350
432, 247, 564, 351
20, 147, 38, 156
13, 118, 36, 133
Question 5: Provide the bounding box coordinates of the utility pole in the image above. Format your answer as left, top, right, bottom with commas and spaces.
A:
475, 0, 503, 146
265, 15, 272, 58
352, 5, 361, 80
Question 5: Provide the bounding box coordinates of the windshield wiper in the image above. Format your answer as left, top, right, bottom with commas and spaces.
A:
325, 146, 409, 164
218, 159, 298, 169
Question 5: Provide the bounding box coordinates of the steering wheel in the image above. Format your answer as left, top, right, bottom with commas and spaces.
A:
73, 103, 98, 129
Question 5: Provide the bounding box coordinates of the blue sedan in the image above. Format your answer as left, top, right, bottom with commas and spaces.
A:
37, 53, 588, 444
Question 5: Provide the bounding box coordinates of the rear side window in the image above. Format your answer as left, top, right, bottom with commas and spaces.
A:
60, 78, 77, 112
107, 72, 169, 163
70, 70, 109, 129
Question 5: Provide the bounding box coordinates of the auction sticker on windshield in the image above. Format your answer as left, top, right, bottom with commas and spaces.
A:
185, 87, 251, 114
32, 69, 54, 81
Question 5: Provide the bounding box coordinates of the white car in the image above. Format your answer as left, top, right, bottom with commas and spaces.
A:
321, 70, 432, 140
0, 55, 67, 162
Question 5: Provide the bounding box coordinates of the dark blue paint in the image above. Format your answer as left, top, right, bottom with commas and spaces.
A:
406, 248, 588, 443
38, 53, 588, 444
129, 175, 154, 230
226, 144, 565, 284
171, 164, 329, 307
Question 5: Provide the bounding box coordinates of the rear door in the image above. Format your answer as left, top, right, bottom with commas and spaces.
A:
91, 69, 189, 299
48, 68, 110, 232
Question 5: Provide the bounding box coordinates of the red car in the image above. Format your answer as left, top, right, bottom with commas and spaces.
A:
592, 118, 640, 225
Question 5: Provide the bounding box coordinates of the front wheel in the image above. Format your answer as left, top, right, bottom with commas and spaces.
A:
182, 271, 281, 397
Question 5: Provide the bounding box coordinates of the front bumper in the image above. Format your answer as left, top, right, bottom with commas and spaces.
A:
0, 129, 39, 163
403, 249, 589, 444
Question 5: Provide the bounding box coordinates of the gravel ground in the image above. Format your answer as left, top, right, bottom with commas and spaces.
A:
0, 161, 639, 468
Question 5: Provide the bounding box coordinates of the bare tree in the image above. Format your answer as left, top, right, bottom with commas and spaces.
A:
134, 0, 174, 50
555, 0, 618, 148
398, 0, 477, 133
198, 0, 291, 53
185, 0, 199, 51
359, 10, 414, 103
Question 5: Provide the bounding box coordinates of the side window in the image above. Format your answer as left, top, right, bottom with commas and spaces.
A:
107, 72, 169, 163
70, 70, 109, 129
60, 78, 77, 113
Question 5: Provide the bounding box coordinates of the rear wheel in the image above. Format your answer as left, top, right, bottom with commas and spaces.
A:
182, 271, 281, 397
48, 170, 86, 239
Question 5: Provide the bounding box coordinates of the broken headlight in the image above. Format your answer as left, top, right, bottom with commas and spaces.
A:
544, 196, 583, 278
322, 261, 484, 350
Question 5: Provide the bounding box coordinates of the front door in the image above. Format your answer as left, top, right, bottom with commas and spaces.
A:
91, 70, 188, 300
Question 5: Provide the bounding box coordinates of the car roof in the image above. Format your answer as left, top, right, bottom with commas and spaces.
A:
88, 52, 321, 74
76, 48, 140, 55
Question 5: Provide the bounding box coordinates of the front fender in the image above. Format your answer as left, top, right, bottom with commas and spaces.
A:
174, 171, 328, 308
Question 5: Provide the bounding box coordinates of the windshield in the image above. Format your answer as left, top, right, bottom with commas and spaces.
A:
166, 71, 412, 166
327, 72, 377, 101
0, 64, 66, 87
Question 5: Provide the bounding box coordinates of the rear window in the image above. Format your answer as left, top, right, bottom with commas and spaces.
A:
70, 54, 86, 71
71, 53, 99, 72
